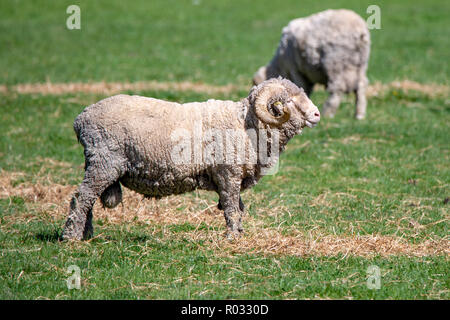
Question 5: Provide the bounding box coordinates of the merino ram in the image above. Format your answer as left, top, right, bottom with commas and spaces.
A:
253, 9, 370, 119
62, 78, 320, 240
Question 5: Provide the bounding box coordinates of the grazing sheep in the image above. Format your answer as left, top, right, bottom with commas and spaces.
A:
61, 78, 320, 241
253, 9, 370, 119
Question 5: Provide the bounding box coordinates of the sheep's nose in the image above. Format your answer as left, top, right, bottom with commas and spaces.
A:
311, 108, 320, 121
308, 108, 320, 126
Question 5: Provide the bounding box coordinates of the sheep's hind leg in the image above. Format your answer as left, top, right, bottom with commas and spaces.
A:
62, 166, 119, 241
322, 91, 342, 118
355, 77, 368, 120
62, 184, 97, 241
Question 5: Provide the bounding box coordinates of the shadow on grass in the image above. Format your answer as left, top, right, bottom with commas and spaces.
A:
89, 231, 155, 243
33, 228, 157, 243
35, 229, 62, 242
32, 227, 158, 244
31, 223, 170, 248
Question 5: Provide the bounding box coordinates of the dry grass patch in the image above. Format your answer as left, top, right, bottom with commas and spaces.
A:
1, 80, 448, 98
1, 81, 240, 96
220, 229, 449, 258
324, 134, 391, 146
0, 169, 223, 230
367, 80, 450, 98
1, 170, 448, 258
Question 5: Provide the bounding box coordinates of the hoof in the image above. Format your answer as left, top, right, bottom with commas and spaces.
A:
225, 230, 244, 241
60, 232, 82, 241
61, 227, 84, 241
82, 228, 94, 240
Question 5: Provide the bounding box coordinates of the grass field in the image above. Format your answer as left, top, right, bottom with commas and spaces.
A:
0, 0, 449, 299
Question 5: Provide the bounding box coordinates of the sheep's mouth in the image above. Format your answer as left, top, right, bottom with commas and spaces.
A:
305, 119, 318, 128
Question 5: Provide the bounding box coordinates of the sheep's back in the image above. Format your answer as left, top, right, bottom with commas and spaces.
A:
282, 9, 370, 90
74, 95, 247, 195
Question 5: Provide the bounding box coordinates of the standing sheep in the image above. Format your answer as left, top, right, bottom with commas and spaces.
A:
61, 78, 320, 241
253, 9, 370, 119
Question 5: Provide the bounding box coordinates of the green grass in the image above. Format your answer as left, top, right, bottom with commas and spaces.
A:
0, 89, 448, 299
0, 218, 448, 299
0, 0, 449, 85
0, 0, 449, 299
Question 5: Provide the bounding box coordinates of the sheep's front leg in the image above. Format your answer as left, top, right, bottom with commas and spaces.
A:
216, 175, 245, 239
322, 91, 342, 118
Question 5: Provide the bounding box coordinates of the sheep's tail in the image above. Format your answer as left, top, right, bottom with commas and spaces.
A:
100, 181, 122, 209
73, 111, 87, 143
357, 29, 370, 87
360, 29, 371, 69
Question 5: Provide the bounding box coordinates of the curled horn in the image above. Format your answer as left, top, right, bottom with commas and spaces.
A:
254, 83, 291, 127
